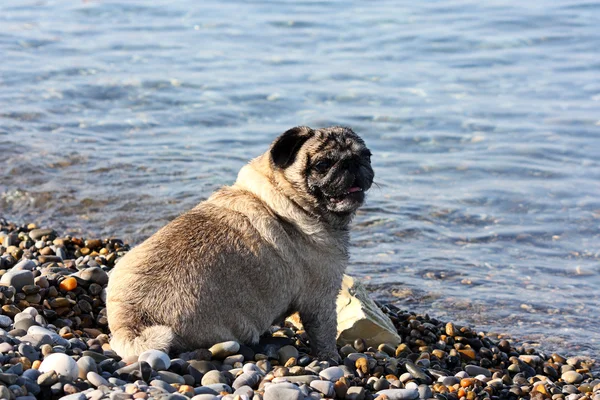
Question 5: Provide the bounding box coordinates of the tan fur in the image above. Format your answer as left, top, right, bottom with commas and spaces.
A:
106, 126, 373, 359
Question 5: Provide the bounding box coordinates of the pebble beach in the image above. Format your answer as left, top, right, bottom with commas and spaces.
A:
0, 219, 597, 400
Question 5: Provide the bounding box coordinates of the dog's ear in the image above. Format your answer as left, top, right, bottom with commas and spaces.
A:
270, 126, 314, 169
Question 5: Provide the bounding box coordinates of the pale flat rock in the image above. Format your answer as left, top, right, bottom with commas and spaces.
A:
287, 275, 401, 347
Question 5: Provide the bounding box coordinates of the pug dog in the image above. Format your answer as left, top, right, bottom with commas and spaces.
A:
106, 126, 374, 360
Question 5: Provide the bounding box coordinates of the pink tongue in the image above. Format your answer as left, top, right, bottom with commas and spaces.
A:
348, 186, 361, 193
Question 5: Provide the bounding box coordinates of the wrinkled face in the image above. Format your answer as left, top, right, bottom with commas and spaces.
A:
270, 126, 374, 223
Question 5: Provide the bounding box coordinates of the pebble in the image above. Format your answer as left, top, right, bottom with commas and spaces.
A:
209, 341, 240, 359
264, 384, 304, 400
139, 349, 171, 370
201, 370, 228, 386
347, 386, 366, 400
465, 364, 492, 378
376, 389, 420, 400
319, 366, 345, 381
233, 371, 262, 389
404, 360, 432, 384
38, 352, 79, 381
88, 371, 111, 387
0, 220, 598, 400
77, 355, 98, 379
562, 371, 584, 384
78, 266, 109, 285
0, 269, 34, 291
278, 345, 299, 365
310, 380, 335, 397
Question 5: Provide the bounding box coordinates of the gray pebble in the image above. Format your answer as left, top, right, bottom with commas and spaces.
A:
319, 366, 344, 382
13, 259, 36, 271
440, 376, 459, 386
59, 395, 87, 400
158, 370, 186, 385
376, 389, 420, 400
346, 386, 366, 400
191, 396, 218, 400
310, 379, 334, 396
78, 267, 109, 285
203, 383, 232, 394
201, 370, 227, 386
37, 370, 58, 386
0, 342, 13, 352
562, 371, 584, 384
209, 341, 240, 359
278, 345, 299, 365
264, 384, 303, 400
465, 365, 491, 378
0, 270, 34, 292
0, 373, 18, 385
139, 349, 171, 371
22, 369, 41, 381
404, 361, 432, 384
233, 371, 262, 389
14, 318, 37, 331
18, 343, 39, 362
150, 379, 177, 393
76, 356, 98, 380
29, 229, 55, 240
88, 371, 110, 388
418, 384, 432, 399
234, 385, 254, 398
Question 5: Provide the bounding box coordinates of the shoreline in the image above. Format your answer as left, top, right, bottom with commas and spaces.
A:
0, 219, 597, 400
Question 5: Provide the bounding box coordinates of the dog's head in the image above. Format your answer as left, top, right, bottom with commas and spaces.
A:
269, 126, 374, 227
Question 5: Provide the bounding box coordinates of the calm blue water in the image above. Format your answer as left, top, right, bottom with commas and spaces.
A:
1, 0, 599, 356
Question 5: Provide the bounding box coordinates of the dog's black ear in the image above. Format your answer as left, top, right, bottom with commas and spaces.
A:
270, 126, 314, 169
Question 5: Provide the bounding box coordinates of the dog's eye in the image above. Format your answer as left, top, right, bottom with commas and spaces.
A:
314, 159, 332, 172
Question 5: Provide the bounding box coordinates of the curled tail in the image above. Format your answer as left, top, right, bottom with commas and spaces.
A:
110, 325, 174, 358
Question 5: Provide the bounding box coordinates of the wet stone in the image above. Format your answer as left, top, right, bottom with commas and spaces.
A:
465, 365, 491, 378
405, 360, 432, 384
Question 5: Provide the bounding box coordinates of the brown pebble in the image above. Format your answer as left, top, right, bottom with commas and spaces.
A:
284, 357, 297, 367
458, 348, 476, 361
460, 378, 475, 388
356, 357, 369, 374
39, 247, 54, 256
395, 343, 410, 357
2, 305, 21, 318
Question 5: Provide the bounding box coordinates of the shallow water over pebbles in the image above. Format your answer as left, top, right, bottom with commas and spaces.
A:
1, 1, 600, 356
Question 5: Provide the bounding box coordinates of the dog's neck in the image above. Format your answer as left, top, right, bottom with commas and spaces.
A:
232, 155, 350, 243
